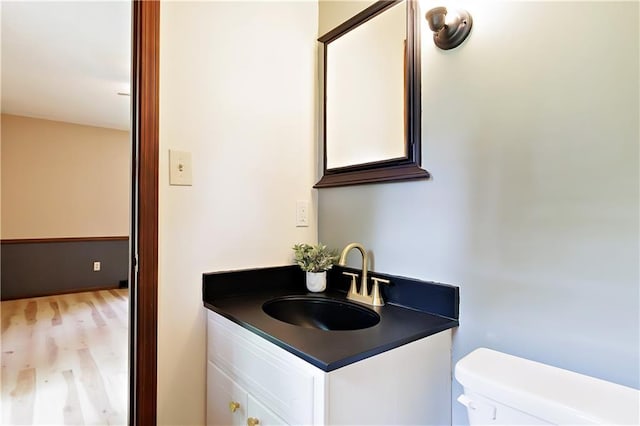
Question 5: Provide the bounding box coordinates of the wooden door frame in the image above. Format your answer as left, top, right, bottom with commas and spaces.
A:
130, 1, 159, 424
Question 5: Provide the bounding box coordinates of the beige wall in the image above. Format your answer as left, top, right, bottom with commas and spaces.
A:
1, 114, 130, 238
319, 0, 370, 35
318, 1, 639, 425
158, 1, 318, 424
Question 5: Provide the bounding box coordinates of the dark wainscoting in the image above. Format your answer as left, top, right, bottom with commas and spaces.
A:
1, 237, 129, 300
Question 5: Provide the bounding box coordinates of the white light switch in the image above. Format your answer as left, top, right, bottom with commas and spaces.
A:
169, 150, 193, 186
296, 200, 309, 227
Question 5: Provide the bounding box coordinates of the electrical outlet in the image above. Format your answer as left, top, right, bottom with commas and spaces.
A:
296, 200, 309, 227
93, 261, 101, 272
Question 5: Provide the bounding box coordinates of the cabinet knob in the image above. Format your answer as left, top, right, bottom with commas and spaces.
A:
229, 401, 240, 413
247, 417, 260, 426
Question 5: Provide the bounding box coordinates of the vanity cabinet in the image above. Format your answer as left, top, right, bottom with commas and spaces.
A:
207, 310, 453, 425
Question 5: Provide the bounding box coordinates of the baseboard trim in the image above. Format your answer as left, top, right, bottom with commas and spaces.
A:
1, 236, 129, 244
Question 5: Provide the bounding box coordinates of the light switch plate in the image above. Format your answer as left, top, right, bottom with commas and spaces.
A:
169, 150, 193, 186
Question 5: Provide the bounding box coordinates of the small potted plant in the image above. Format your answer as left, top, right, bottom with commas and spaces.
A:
292, 243, 339, 292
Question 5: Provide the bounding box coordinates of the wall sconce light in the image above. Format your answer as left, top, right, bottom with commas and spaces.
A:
425, 7, 473, 50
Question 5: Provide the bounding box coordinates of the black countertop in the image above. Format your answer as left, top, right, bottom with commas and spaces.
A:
203, 265, 459, 372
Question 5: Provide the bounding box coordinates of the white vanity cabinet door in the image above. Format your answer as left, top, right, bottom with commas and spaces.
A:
207, 361, 247, 426
207, 359, 288, 426
247, 394, 287, 426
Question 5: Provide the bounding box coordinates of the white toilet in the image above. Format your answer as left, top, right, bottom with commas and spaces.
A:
455, 348, 640, 425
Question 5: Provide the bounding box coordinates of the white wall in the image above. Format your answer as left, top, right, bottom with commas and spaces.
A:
159, 2, 318, 424
318, 1, 639, 424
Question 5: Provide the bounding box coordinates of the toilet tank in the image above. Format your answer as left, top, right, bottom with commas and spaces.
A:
455, 348, 640, 425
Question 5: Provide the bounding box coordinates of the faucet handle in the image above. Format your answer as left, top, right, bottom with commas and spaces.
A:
342, 272, 359, 296
370, 277, 390, 307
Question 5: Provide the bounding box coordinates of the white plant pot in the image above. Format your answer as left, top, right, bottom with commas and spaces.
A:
306, 271, 327, 293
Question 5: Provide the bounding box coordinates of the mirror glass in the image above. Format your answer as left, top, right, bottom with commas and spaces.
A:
326, 2, 406, 169
316, 0, 429, 188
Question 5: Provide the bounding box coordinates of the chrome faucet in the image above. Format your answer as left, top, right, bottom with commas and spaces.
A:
338, 243, 389, 306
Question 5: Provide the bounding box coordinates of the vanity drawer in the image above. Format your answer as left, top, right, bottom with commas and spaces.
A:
207, 311, 319, 425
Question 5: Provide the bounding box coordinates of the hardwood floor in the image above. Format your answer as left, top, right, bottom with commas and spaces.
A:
1, 289, 128, 425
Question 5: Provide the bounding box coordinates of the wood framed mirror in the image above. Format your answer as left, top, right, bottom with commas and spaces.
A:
315, 0, 429, 188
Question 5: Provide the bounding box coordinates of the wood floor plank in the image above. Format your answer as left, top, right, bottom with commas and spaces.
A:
108, 289, 126, 302
46, 335, 59, 366
60, 299, 69, 313
103, 290, 129, 320
93, 292, 117, 320
1, 300, 19, 334
50, 301, 63, 326
62, 369, 86, 425
1, 351, 20, 422
69, 294, 91, 350
10, 367, 36, 425
24, 301, 38, 326
84, 300, 107, 328
78, 347, 119, 424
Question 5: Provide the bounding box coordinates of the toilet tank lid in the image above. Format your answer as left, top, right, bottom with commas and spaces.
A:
455, 348, 640, 425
